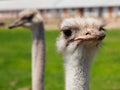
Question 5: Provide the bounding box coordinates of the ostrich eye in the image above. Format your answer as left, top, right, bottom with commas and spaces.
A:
99, 27, 105, 31
21, 14, 34, 21
63, 29, 72, 37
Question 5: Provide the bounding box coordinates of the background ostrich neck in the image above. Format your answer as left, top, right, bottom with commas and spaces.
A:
64, 47, 97, 90
31, 22, 45, 90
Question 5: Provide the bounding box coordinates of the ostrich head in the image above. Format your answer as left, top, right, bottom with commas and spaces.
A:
8, 9, 43, 29
56, 17, 106, 54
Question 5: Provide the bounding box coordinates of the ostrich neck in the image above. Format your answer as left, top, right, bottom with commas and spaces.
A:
31, 22, 45, 90
64, 47, 97, 90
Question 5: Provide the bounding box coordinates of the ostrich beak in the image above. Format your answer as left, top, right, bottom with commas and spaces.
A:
74, 35, 96, 41
74, 34, 105, 41
8, 20, 27, 29
97, 34, 106, 40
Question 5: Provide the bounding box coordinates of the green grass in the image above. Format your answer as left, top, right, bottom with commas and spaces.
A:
0, 28, 120, 90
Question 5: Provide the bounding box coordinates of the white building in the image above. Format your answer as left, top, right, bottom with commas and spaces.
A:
0, 0, 120, 18
0, 0, 120, 28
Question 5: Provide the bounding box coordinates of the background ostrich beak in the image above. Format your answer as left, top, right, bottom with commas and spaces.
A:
8, 20, 27, 29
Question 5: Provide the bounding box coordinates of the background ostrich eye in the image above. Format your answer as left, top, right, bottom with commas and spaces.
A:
21, 14, 34, 21
99, 27, 105, 31
63, 29, 72, 37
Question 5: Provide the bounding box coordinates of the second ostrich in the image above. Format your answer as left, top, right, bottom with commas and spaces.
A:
9, 9, 45, 90
56, 17, 106, 90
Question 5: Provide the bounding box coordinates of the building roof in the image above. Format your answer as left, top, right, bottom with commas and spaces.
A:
57, 0, 120, 8
0, 0, 120, 11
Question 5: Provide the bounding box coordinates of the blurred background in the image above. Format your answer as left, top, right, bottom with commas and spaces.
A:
0, 0, 120, 29
0, 0, 120, 90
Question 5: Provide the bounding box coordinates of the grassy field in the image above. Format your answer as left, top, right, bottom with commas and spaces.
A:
0, 28, 120, 90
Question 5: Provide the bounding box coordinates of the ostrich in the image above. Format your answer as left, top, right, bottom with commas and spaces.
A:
56, 17, 106, 90
8, 9, 45, 90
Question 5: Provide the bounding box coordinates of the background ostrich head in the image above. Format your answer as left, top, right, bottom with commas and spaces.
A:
8, 9, 43, 29
56, 17, 106, 54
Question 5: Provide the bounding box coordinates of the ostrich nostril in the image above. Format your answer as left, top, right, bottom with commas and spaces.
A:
85, 32, 91, 35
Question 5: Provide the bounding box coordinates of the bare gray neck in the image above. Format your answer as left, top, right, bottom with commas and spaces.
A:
31, 22, 45, 90
64, 47, 97, 90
